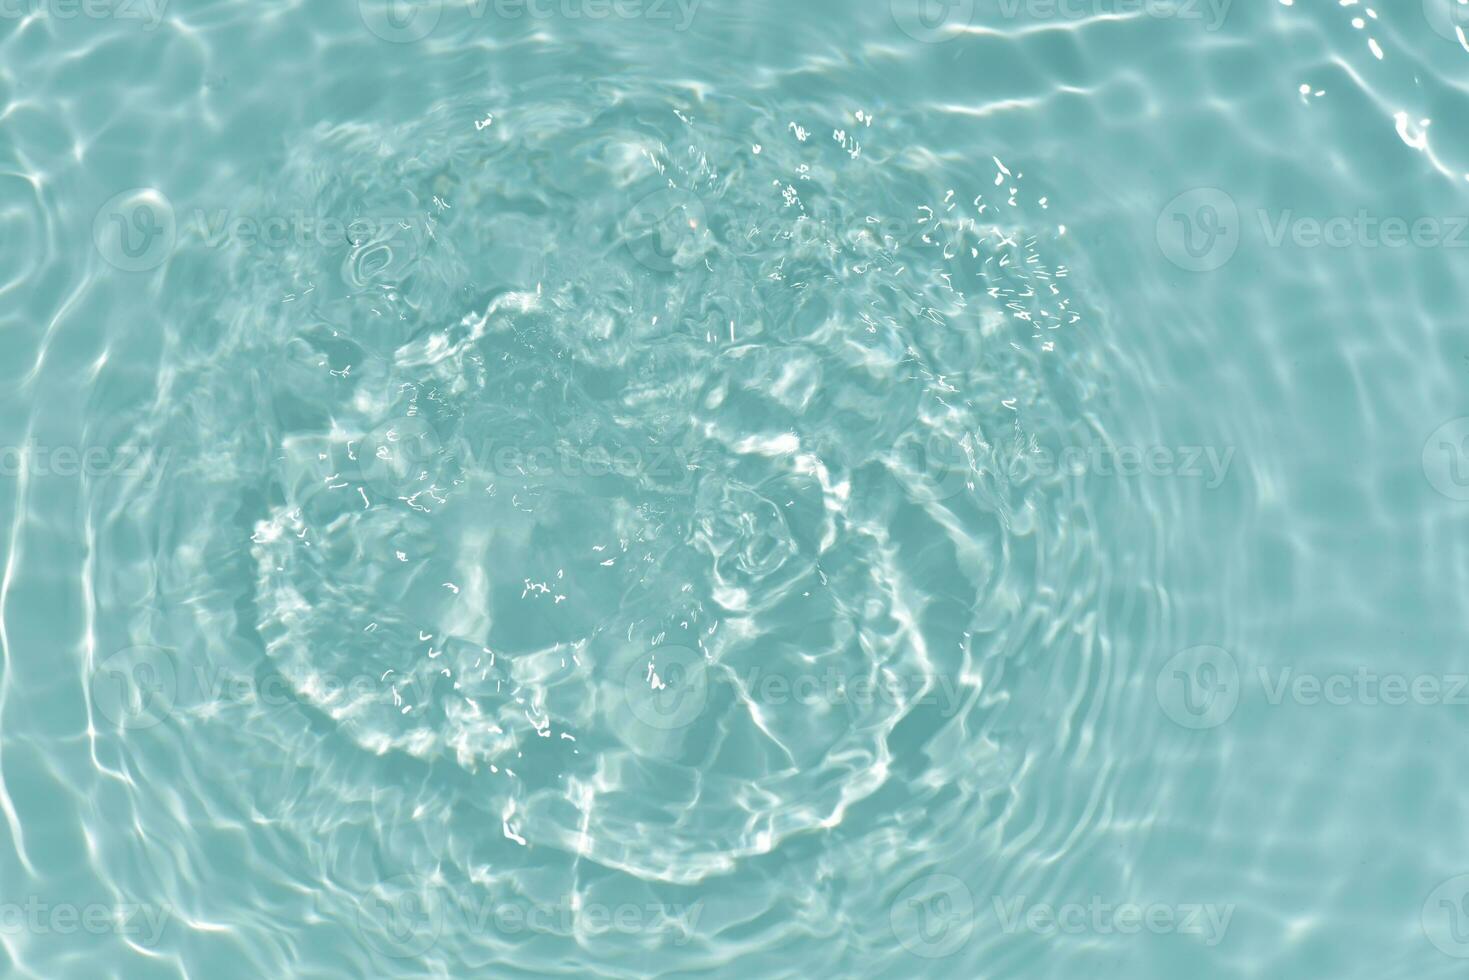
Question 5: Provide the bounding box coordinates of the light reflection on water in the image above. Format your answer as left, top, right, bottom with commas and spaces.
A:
0, 1, 1467, 977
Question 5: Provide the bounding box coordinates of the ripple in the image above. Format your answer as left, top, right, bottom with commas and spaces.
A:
93, 73, 1163, 974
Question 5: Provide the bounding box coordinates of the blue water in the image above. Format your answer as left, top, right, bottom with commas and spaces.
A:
3, 1, 1469, 976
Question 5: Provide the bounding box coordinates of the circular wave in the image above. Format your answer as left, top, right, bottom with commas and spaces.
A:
108, 79, 1150, 947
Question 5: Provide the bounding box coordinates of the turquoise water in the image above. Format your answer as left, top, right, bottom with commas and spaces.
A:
3, 0, 1469, 976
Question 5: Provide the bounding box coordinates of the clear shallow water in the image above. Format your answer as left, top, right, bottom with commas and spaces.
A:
2, 1, 1469, 977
